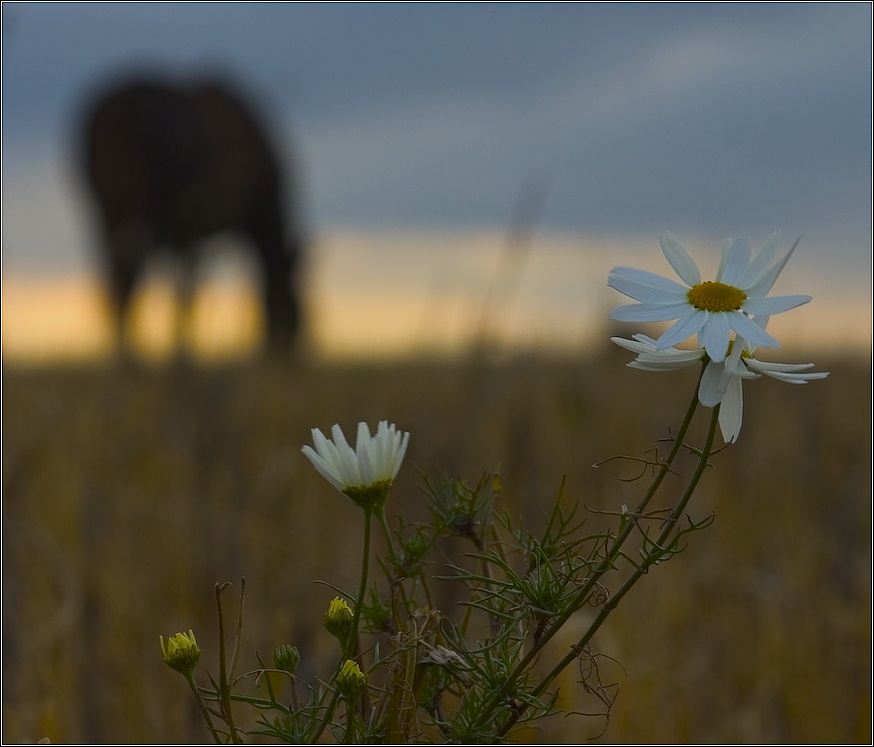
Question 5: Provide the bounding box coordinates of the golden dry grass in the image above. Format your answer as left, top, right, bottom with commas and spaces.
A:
2, 347, 870, 743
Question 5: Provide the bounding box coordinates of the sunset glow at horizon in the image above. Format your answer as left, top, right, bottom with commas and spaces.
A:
2, 230, 869, 365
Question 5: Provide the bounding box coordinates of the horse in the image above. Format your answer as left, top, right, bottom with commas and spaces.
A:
81, 75, 303, 355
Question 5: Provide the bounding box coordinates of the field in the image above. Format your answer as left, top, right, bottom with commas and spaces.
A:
2, 347, 870, 744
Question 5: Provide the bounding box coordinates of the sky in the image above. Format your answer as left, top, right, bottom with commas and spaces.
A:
1, 2, 871, 359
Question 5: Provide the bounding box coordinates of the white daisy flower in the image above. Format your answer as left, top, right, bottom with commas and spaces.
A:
302, 421, 410, 507
612, 332, 828, 443
608, 231, 812, 362
698, 337, 829, 443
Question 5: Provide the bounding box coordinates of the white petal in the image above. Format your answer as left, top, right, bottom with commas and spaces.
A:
394, 431, 410, 478
743, 294, 811, 316
739, 230, 780, 289
656, 309, 709, 349
718, 238, 751, 286
699, 313, 731, 363
309, 427, 330, 460
301, 445, 344, 491
608, 267, 689, 299
635, 350, 705, 365
611, 336, 694, 357
748, 316, 769, 348
727, 313, 780, 350
715, 238, 732, 282
377, 426, 395, 479
611, 336, 657, 354
331, 423, 352, 454
746, 359, 830, 383
356, 424, 377, 484
372, 422, 388, 462
332, 424, 361, 486
660, 232, 701, 286
356, 421, 372, 447
747, 360, 813, 373
744, 235, 802, 297
763, 370, 829, 383
608, 301, 693, 323
314, 428, 347, 481
358, 433, 382, 485
699, 360, 730, 407
718, 375, 744, 443
629, 355, 701, 372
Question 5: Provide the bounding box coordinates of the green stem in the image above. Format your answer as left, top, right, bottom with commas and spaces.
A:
229, 578, 246, 682
471, 366, 705, 733
186, 673, 223, 744
494, 405, 721, 739
343, 701, 356, 744
375, 506, 416, 618
215, 583, 242, 744
228, 691, 293, 714
309, 505, 374, 743
375, 505, 397, 562
346, 505, 373, 661
309, 687, 342, 745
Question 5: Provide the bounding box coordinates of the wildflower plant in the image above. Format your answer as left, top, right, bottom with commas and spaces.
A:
160, 231, 828, 743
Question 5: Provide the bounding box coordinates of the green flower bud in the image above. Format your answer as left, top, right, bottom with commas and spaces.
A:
337, 659, 367, 700
159, 629, 201, 676
273, 644, 300, 674
324, 597, 354, 641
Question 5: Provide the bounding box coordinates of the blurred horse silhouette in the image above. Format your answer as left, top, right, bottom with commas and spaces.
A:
81, 75, 303, 355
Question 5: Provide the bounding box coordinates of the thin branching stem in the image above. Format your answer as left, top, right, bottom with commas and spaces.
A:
375, 506, 397, 565
308, 685, 341, 744
309, 505, 374, 743
186, 673, 223, 744
215, 582, 242, 744
346, 505, 373, 661
494, 405, 721, 738
229, 578, 245, 685
471, 366, 705, 734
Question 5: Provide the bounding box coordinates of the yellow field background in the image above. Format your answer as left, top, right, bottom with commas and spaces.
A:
2, 348, 870, 743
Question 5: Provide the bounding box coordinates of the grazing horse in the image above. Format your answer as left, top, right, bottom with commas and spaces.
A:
81, 75, 303, 354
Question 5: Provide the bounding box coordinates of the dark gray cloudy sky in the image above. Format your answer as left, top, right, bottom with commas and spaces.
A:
2, 1, 871, 278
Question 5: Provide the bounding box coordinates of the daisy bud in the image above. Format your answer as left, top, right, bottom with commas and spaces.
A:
273, 644, 300, 674
159, 629, 201, 676
324, 597, 354, 641
337, 659, 367, 700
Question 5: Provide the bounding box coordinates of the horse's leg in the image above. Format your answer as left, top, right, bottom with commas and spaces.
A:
246, 196, 301, 351
105, 222, 150, 360
171, 249, 198, 361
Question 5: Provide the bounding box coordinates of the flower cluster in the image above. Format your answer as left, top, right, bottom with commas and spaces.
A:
609, 233, 828, 441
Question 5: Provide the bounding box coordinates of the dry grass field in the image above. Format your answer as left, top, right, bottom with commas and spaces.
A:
2, 346, 870, 744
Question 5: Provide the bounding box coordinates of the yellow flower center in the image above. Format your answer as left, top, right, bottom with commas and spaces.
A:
686, 281, 747, 312
721, 338, 751, 362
